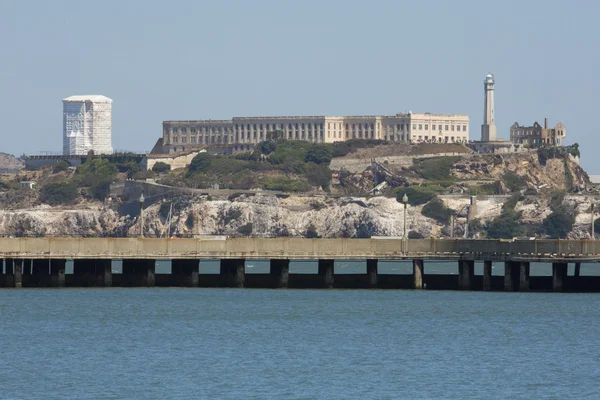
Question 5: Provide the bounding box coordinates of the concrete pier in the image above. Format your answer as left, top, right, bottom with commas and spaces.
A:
122, 259, 155, 287
172, 259, 199, 287
270, 259, 290, 288
458, 260, 474, 290
483, 261, 492, 291
519, 262, 530, 292
13, 259, 22, 288
552, 262, 568, 292
318, 259, 334, 288
413, 259, 424, 289
367, 259, 378, 288
504, 261, 519, 292
220, 259, 245, 287
50, 259, 66, 287
32, 259, 50, 287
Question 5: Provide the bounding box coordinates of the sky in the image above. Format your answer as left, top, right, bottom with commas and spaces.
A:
1, 0, 599, 171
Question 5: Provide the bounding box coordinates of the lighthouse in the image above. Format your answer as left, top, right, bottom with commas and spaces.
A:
481, 74, 497, 142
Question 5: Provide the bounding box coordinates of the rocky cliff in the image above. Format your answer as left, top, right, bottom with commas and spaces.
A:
0, 147, 594, 239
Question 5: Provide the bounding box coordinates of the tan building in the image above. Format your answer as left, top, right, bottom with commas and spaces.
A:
161, 112, 470, 154
510, 118, 566, 146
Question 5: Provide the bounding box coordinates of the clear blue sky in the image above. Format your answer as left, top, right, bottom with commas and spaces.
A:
1, 0, 599, 171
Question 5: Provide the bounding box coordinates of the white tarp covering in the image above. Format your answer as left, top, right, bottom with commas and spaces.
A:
62, 95, 113, 155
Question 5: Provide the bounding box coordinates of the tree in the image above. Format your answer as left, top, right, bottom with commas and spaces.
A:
486, 211, 524, 239
40, 182, 78, 205
305, 144, 333, 165
542, 208, 575, 238
53, 160, 70, 173
305, 224, 320, 238
188, 153, 212, 175
237, 223, 253, 236
422, 198, 454, 224
152, 162, 171, 173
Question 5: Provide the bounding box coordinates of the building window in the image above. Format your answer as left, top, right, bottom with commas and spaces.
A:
418, 124, 422, 130
412, 124, 416, 130
451, 125, 455, 131
463, 126, 467, 132
425, 124, 428, 130
173, 128, 178, 133
191, 128, 196, 133
445, 125, 449, 131
182, 128, 187, 133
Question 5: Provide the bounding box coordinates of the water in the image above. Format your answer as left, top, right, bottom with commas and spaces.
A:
1, 289, 599, 399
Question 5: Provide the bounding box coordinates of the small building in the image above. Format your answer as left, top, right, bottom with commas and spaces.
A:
19, 181, 36, 189
510, 118, 566, 146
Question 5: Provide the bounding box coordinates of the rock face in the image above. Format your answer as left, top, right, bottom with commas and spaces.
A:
0, 153, 24, 173
0, 149, 593, 239
0, 206, 131, 237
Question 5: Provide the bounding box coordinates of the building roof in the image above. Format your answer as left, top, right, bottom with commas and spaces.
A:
62, 95, 112, 103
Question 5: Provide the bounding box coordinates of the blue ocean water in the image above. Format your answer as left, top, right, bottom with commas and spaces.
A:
1, 288, 599, 399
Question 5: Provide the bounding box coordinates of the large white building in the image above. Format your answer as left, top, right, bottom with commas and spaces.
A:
161, 112, 469, 153
63, 95, 113, 155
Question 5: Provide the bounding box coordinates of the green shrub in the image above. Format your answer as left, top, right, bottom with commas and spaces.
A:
549, 191, 566, 211
74, 156, 118, 188
305, 163, 332, 189
152, 162, 171, 173
502, 171, 525, 192
305, 144, 333, 165
305, 224, 320, 238
40, 182, 78, 205
188, 153, 213, 175
237, 223, 253, 236
422, 198, 454, 224
262, 177, 311, 192
486, 211, 524, 239
268, 141, 312, 165
469, 218, 484, 236
224, 208, 243, 225
408, 230, 424, 239
396, 186, 443, 206
53, 160, 70, 173
411, 156, 461, 181
542, 208, 575, 238
502, 194, 521, 213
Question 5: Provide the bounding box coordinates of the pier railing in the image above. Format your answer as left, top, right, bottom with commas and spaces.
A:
2, 238, 600, 262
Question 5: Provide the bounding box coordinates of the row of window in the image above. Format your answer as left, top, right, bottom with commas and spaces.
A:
168, 122, 469, 135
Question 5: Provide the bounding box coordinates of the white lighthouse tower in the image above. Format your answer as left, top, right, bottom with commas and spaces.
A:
481, 74, 497, 142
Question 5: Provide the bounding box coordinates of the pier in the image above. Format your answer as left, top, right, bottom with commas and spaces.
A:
1, 238, 600, 291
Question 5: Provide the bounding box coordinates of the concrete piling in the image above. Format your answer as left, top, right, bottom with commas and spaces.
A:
122, 259, 155, 287
519, 262, 530, 292
13, 259, 22, 288
4, 259, 14, 287
367, 259, 378, 288
504, 261, 519, 292
32, 259, 50, 287
172, 259, 200, 287
483, 261, 492, 291
318, 259, 334, 288
220, 259, 245, 288
270, 259, 290, 288
413, 259, 424, 289
552, 262, 568, 292
50, 259, 66, 287
458, 260, 474, 291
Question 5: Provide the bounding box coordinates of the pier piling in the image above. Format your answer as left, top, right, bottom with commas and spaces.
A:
413, 259, 424, 289
367, 259, 378, 288
172, 259, 199, 287
458, 260, 474, 290
552, 262, 568, 292
318, 259, 334, 288
270, 259, 290, 288
50, 259, 66, 287
519, 262, 530, 292
483, 261, 492, 291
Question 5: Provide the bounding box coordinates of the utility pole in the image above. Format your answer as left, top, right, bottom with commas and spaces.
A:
450, 215, 454, 238
592, 203, 595, 239
139, 192, 145, 238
